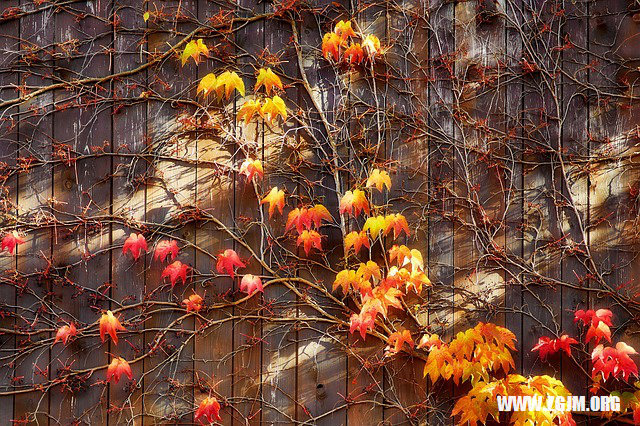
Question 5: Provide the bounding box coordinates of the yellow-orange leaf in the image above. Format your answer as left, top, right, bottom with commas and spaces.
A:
362, 34, 382, 60
333, 269, 358, 294
261, 95, 287, 122
237, 99, 262, 122
215, 71, 245, 99
339, 189, 369, 216
255, 67, 283, 95
366, 168, 391, 192
344, 230, 369, 254
357, 261, 381, 282
261, 187, 285, 218
334, 20, 356, 41
181, 38, 209, 66
239, 158, 263, 182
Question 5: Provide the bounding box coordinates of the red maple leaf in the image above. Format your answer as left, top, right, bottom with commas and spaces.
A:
122, 233, 148, 260
53, 323, 77, 346
531, 334, 578, 360
162, 260, 190, 288
106, 357, 133, 384
349, 310, 376, 340
153, 239, 179, 262
591, 342, 639, 382
1, 231, 25, 255
240, 274, 263, 296
216, 249, 246, 279
195, 396, 222, 423
575, 308, 613, 344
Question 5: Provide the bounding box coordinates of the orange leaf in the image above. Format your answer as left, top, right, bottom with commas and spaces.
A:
362, 34, 382, 61
99, 310, 126, 345
216, 249, 246, 278
387, 329, 414, 354
417, 333, 443, 350
308, 204, 333, 228
107, 357, 133, 384
343, 43, 364, 64
162, 260, 190, 288
182, 293, 204, 312
255, 67, 283, 95
237, 99, 262, 122
384, 213, 410, 239
322, 32, 341, 61
239, 158, 263, 182
297, 230, 322, 255
366, 168, 391, 192
261, 187, 285, 218
349, 310, 376, 340
122, 233, 148, 260
344, 231, 369, 254
215, 70, 245, 100
333, 269, 358, 294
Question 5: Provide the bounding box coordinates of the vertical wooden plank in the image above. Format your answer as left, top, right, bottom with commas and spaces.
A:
520, 0, 562, 377
109, 0, 147, 423
560, 0, 590, 394
348, 2, 386, 424
427, 0, 455, 422
13, 1, 55, 422
296, 6, 348, 425
193, 2, 235, 425
260, 8, 298, 425
504, 0, 524, 374
0, 1, 19, 420
383, 0, 430, 421
49, 1, 113, 422
588, 0, 635, 350
142, 1, 197, 423
233, 2, 263, 424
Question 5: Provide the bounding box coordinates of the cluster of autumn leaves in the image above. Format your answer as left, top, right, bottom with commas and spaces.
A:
182, 39, 287, 124
321, 20, 383, 64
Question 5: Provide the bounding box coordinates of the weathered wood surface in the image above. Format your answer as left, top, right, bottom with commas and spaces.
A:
0, 0, 639, 424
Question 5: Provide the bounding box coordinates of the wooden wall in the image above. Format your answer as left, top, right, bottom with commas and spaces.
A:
0, 0, 639, 424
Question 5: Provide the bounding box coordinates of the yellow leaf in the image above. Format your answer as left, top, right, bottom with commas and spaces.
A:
260, 95, 287, 122
181, 38, 209, 66
197, 73, 217, 96
366, 168, 392, 192
143, 11, 150, 22
255, 68, 283, 95
363, 215, 386, 238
